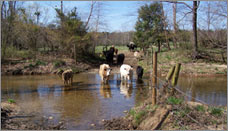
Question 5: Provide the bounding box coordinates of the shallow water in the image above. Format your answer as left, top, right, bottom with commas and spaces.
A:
1, 73, 227, 129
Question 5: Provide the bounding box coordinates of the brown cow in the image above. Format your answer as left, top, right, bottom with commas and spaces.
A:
61, 69, 73, 86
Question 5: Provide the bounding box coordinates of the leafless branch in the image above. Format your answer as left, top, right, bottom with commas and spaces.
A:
85, 1, 96, 28
164, 1, 193, 10
177, 11, 192, 24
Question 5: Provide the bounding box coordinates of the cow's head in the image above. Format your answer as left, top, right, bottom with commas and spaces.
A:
104, 66, 112, 77
124, 66, 133, 75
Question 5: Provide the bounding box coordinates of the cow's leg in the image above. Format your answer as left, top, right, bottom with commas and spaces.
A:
71, 76, 73, 85
101, 76, 104, 83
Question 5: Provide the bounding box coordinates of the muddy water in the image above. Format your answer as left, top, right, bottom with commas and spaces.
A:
1, 73, 227, 129
177, 75, 227, 106
1, 73, 149, 129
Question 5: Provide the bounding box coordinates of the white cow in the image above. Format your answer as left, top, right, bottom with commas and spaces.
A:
120, 64, 133, 81
99, 64, 112, 84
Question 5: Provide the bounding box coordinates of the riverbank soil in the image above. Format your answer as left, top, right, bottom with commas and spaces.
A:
1, 52, 104, 75
1, 102, 65, 130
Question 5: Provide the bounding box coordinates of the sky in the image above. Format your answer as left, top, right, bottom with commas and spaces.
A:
21, 1, 227, 32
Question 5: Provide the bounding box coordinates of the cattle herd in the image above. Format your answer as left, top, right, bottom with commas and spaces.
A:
58, 42, 144, 86
100, 42, 144, 84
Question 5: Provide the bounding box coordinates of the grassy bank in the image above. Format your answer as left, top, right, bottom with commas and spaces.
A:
138, 48, 227, 75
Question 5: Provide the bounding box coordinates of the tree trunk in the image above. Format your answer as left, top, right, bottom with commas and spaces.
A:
193, 1, 198, 59
74, 43, 77, 63
1, 1, 5, 19
158, 42, 161, 52
172, 2, 177, 49
161, 2, 170, 50
61, 1, 63, 13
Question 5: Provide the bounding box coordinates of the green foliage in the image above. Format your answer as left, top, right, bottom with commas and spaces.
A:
134, 2, 165, 49
55, 7, 89, 56
209, 107, 222, 116
195, 105, 205, 112
2, 46, 31, 59
167, 96, 183, 105
53, 60, 66, 68
8, 99, 16, 103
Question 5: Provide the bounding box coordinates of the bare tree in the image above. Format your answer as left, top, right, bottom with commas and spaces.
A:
172, 2, 177, 48
61, 1, 63, 13
192, 1, 199, 59
85, 1, 96, 28
166, 1, 200, 59
161, 2, 171, 50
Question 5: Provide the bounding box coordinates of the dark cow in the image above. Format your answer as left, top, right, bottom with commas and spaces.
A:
103, 47, 115, 65
136, 66, 144, 80
127, 42, 137, 52
117, 53, 125, 65
114, 48, 118, 55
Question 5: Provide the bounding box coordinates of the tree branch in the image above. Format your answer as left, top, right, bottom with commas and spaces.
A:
164, 1, 193, 10
85, 1, 96, 28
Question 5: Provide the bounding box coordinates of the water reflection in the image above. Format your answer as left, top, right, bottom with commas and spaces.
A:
120, 81, 133, 98
99, 84, 112, 98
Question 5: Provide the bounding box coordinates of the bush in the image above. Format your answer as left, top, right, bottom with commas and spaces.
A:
2, 46, 31, 59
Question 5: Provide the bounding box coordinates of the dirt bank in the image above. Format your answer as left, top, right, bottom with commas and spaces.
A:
1, 53, 101, 75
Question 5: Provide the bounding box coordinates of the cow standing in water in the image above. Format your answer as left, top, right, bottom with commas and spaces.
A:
136, 66, 144, 80
99, 64, 112, 84
57, 69, 74, 86
120, 64, 133, 82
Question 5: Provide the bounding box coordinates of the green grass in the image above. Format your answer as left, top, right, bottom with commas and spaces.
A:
129, 109, 136, 116
134, 110, 147, 125
8, 99, 16, 103
195, 105, 205, 112
95, 45, 129, 53
167, 96, 183, 105
208, 107, 223, 116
